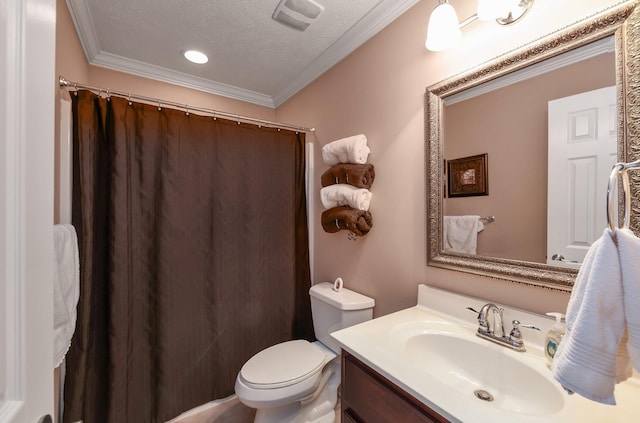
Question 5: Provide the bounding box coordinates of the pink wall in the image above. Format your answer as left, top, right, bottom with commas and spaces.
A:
277, 0, 623, 317
444, 53, 615, 263
56, 0, 623, 318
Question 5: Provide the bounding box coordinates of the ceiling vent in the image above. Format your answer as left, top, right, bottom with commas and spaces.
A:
272, 0, 324, 31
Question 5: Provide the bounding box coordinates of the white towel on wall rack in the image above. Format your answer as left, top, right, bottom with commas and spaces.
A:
321, 134, 370, 165
53, 224, 80, 368
320, 184, 372, 211
443, 215, 484, 254
619, 228, 640, 369
552, 227, 640, 405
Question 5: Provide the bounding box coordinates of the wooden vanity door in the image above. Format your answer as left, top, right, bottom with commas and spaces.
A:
341, 351, 450, 423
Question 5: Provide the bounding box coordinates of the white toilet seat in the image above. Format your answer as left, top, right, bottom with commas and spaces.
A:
240, 340, 326, 389
235, 340, 337, 409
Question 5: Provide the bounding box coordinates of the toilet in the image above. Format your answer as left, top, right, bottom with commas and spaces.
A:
234, 282, 375, 423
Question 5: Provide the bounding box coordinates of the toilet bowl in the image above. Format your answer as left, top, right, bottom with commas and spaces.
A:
235, 340, 335, 409
234, 282, 374, 423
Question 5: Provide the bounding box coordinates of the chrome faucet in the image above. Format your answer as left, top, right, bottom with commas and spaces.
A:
467, 304, 540, 352
468, 303, 503, 336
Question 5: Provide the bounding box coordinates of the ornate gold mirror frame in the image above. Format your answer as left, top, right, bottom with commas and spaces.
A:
426, 1, 639, 291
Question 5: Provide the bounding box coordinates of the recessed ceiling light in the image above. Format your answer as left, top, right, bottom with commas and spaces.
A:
183, 50, 208, 64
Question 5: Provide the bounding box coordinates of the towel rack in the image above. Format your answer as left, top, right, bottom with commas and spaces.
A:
480, 215, 496, 224
607, 159, 640, 231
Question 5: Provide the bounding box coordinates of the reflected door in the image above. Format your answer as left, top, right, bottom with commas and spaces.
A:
547, 86, 617, 267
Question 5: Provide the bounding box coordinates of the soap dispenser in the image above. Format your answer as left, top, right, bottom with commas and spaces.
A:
545, 312, 566, 367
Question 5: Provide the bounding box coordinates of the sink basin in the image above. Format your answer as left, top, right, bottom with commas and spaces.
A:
331, 285, 640, 423
396, 327, 565, 416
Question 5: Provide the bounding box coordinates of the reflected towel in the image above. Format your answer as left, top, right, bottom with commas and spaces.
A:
552, 228, 640, 405
320, 184, 372, 211
321, 206, 373, 237
321, 134, 370, 165
321, 163, 375, 189
53, 224, 80, 368
443, 215, 484, 254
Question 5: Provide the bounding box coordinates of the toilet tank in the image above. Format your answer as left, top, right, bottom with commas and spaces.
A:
309, 282, 375, 353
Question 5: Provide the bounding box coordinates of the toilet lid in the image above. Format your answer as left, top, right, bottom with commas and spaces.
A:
239, 340, 326, 389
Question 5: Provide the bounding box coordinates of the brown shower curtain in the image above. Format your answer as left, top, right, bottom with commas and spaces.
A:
63, 90, 314, 423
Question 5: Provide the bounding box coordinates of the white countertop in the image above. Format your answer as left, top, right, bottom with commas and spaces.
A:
330, 284, 640, 423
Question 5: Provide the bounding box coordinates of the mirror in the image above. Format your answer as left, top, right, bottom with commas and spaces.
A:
426, 2, 640, 291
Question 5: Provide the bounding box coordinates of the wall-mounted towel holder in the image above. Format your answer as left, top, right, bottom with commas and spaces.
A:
480, 215, 496, 224
607, 159, 640, 231
320, 135, 373, 241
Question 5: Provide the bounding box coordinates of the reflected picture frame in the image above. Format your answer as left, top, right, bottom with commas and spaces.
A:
447, 153, 488, 197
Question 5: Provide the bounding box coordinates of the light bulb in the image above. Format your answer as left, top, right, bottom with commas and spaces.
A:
425, 2, 462, 52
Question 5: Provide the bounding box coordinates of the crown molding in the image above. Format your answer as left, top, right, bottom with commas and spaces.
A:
272, 0, 421, 107
90, 51, 276, 107
65, 0, 419, 108
65, 0, 101, 58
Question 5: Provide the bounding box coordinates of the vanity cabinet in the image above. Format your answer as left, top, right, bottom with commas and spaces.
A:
341, 351, 450, 423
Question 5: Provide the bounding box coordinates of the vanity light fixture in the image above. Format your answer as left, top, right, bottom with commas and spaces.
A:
425, 0, 462, 51
183, 50, 209, 64
425, 0, 535, 52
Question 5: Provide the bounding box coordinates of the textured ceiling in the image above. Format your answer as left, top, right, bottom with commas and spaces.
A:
66, 0, 421, 107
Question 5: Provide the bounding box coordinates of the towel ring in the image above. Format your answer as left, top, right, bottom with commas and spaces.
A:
606, 160, 640, 231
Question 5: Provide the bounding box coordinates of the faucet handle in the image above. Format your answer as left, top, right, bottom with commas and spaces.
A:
512, 320, 541, 331
509, 320, 541, 350
466, 307, 490, 333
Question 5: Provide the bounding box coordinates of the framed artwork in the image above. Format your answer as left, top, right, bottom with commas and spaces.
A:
447, 153, 488, 197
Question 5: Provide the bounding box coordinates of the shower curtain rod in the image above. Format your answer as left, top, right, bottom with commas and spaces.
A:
58, 76, 316, 134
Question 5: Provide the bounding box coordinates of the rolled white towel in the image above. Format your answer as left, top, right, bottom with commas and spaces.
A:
321, 184, 372, 211
322, 134, 370, 165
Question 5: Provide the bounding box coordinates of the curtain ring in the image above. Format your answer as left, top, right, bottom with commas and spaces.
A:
127, 93, 132, 106
237, 114, 241, 125
335, 219, 340, 229
106, 89, 111, 101
213, 111, 216, 120
157, 100, 162, 111
185, 104, 190, 116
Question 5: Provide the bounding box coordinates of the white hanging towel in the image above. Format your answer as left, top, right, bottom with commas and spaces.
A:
552, 228, 640, 405
321, 134, 370, 165
620, 228, 640, 369
443, 215, 484, 254
320, 184, 372, 211
53, 224, 80, 368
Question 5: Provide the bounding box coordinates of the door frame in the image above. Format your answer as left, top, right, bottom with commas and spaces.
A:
1, 0, 56, 421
